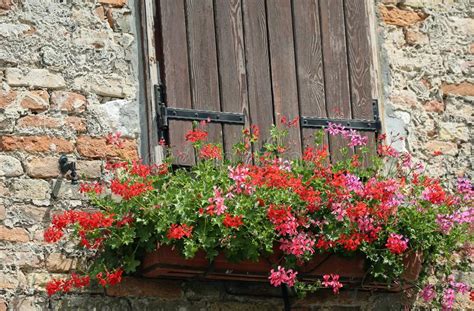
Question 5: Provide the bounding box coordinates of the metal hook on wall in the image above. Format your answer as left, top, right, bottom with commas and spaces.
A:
51, 155, 78, 199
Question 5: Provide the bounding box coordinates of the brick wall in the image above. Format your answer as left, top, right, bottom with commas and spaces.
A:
0, 0, 472, 310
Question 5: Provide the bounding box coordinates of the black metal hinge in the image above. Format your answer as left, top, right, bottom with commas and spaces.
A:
300, 100, 381, 132
156, 84, 245, 141
156, 83, 381, 141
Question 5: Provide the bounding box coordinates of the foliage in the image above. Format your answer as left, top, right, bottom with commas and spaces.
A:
44, 119, 473, 309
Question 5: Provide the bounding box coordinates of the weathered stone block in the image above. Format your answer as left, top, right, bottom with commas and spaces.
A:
0, 89, 17, 109
46, 253, 78, 272
423, 100, 444, 113
55, 181, 82, 200
7, 204, 47, 226
12, 179, 50, 200
0, 249, 42, 268
51, 91, 87, 113
74, 75, 134, 98
5, 68, 66, 89
76, 135, 138, 159
26, 157, 60, 178
93, 99, 139, 137
0, 0, 12, 10
0, 135, 74, 153
26, 272, 53, 290
425, 140, 458, 156
0, 23, 31, 37
98, 0, 127, 8
65, 116, 87, 132
106, 277, 182, 298
389, 91, 418, 109
0, 226, 29, 242
17, 115, 62, 129
379, 5, 428, 27
441, 82, 474, 97
20, 90, 50, 111
0, 155, 23, 177
404, 29, 429, 45
0, 115, 15, 133
0, 298, 6, 311
0, 204, 5, 220
77, 160, 102, 178
0, 272, 20, 289
439, 122, 470, 142
10, 297, 39, 311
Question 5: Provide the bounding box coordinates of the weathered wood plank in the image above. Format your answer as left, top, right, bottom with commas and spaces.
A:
242, 0, 274, 151
293, 0, 326, 150
266, 0, 302, 157
214, 0, 249, 159
159, 0, 195, 165
344, 0, 375, 165
320, 0, 352, 161
186, 0, 223, 148
344, 0, 372, 119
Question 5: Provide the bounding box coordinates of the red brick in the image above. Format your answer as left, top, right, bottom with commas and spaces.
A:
98, 0, 127, 7
106, 277, 182, 298
76, 136, 138, 159
25, 157, 60, 178
379, 5, 428, 27
65, 116, 87, 132
0, 135, 74, 153
51, 91, 87, 113
17, 115, 62, 129
76, 136, 108, 158
0, 90, 17, 109
423, 100, 445, 113
20, 90, 50, 111
0, 0, 12, 10
0, 226, 29, 242
441, 82, 474, 97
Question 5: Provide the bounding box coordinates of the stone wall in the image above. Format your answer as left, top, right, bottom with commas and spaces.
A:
380, 0, 473, 181
0, 0, 472, 310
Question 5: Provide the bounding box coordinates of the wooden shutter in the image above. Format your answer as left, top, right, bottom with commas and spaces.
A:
155, 0, 377, 165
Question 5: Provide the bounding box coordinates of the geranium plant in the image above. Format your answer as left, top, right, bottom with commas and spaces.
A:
45, 119, 473, 310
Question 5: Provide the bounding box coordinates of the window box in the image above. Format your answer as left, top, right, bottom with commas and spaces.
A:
141, 246, 422, 291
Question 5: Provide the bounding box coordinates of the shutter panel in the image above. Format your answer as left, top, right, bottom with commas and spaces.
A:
158, 0, 195, 165
155, 0, 379, 165
344, 0, 377, 163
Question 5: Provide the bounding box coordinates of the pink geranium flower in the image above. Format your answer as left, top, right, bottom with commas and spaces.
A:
268, 266, 298, 287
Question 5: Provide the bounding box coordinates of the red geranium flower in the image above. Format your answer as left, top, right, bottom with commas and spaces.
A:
167, 224, 193, 240
199, 144, 222, 160
185, 129, 208, 143
223, 213, 243, 228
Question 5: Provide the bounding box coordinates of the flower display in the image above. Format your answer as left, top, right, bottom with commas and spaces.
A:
44, 121, 473, 309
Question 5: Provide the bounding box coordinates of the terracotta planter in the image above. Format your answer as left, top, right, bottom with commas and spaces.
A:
141, 246, 366, 282
140, 246, 422, 291
360, 251, 423, 291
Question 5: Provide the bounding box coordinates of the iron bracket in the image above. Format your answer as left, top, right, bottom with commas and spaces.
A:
58, 155, 78, 184
301, 100, 381, 132
155, 84, 245, 141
